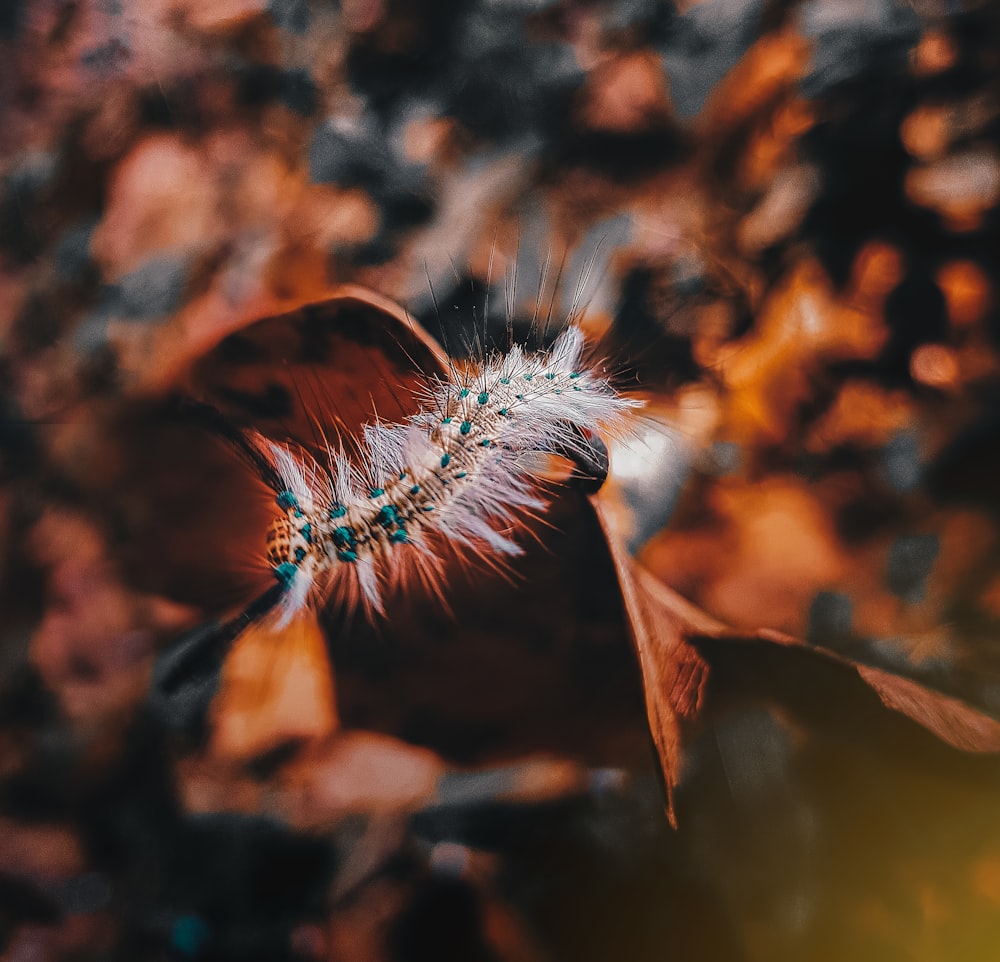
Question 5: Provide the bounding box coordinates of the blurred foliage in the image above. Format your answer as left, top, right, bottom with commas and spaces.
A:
4, 0, 1000, 960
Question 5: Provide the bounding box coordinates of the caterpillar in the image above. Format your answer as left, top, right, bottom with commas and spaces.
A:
150, 302, 643, 754
219, 323, 642, 624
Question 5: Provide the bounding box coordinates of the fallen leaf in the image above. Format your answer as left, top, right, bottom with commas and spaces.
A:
855, 666, 1000, 754
210, 607, 339, 762
590, 496, 709, 825
595, 436, 1000, 823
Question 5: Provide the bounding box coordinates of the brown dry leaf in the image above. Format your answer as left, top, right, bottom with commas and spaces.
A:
183, 285, 448, 443
594, 471, 1000, 824
210, 607, 339, 762
699, 28, 812, 135
855, 666, 1000, 754
590, 497, 709, 825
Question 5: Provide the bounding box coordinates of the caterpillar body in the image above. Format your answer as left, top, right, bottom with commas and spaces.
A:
247, 324, 641, 622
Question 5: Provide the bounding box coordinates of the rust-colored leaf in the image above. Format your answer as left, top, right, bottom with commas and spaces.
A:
210, 607, 339, 762
590, 497, 709, 825
183, 285, 448, 445
594, 445, 1000, 823
855, 665, 1000, 754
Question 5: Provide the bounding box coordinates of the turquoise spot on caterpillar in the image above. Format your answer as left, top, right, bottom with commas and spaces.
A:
569, 372, 580, 379
332, 526, 357, 549
337, 549, 358, 562
456, 470, 467, 479
460, 421, 472, 435
369, 488, 385, 498
478, 392, 489, 404
500, 377, 510, 385
390, 529, 408, 544
276, 491, 298, 510
459, 388, 470, 398
377, 505, 398, 527
480, 439, 491, 447
272, 562, 298, 587
294, 546, 307, 562
301, 522, 313, 543
440, 453, 451, 467
545, 372, 555, 380
329, 504, 347, 519
410, 484, 421, 495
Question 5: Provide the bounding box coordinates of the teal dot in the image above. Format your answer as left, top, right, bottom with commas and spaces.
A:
498, 408, 508, 416
276, 491, 298, 510
480, 439, 491, 447
377, 505, 398, 527
516, 394, 524, 400
410, 485, 421, 495
171, 916, 209, 957
337, 549, 358, 563
555, 389, 562, 395
329, 504, 346, 519
294, 546, 307, 562
500, 377, 510, 385
459, 388, 470, 398
478, 392, 489, 405
332, 526, 355, 548
442, 417, 452, 424
399, 470, 407, 480
456, 471, 467, 479
422, 504, 435, 512
390, 529, 408, 544
272, 562, 298, 587
523, 374, 533, 381
440, 453, 451, 467
460, 421, 472, 435
569, 372, 580, 379
573, 385, 581, 391
369, 487, 385, 498
545, 372, 555, 380
300, 523, 313, 543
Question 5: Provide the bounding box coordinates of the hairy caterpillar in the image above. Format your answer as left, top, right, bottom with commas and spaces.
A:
149, 273, 647, 755
227, 324, 642, 623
